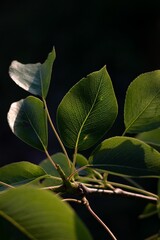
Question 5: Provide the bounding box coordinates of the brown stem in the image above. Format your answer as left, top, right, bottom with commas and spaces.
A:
79, 184, 158, 202
82, 196, 117, 240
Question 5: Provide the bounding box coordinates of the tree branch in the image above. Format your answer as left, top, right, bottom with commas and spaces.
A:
78, 183, 158, 202
81, 196, 117, 240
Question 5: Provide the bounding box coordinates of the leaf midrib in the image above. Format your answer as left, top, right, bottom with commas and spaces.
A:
24, 103, 46, 149
0, 211, 36, 240
75, 74, 103, 149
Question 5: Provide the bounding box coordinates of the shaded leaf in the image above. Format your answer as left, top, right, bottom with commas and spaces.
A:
26, 175, 63, 189
57, 66, 118, 150
9, 48, 56, 98
76, 154, 97, 177
89, 136, 160, 177
124, 70, 160, 134
0, 161, 46, 190
7, 96, 48, 151
0, 187, 92, 240
39, 153, 73, 178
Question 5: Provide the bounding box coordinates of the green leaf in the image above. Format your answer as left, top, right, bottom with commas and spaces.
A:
39, 153, 73, 178
0, 187, 92, 240
7, 96, 48, 151
28, 175, 63, 188
89, 136, 160, 177
76, 154, 95, 176
136, 128, 160, 147
57, 66, 118, 150
124, 70, 160, 134
9, 48, 56, 98
0, 161, 46, 191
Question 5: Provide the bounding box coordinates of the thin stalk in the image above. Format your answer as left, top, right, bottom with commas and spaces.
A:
72, 146, 78, 171
122, 129, 126, 136
44, 147, 58, 170
62, 198, 82, 204
63, 195, 117, 240
43, 98, 71, 168
41, 185, 62, 190
0, 181, 15, 189
68, 165, 89, 180
123, 177, 144, 189
77, 177, 102, 184
82, 197, 117, 240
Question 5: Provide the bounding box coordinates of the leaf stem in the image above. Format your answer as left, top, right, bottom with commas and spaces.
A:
0, 181, 15, 189
43, 98, 71, 168
62, 198, 82, 204
122, 129, 126, 136
63, 194, 117, 239
72, 146, 78, 171
43, 147, 58, 170
82, 196, 117, 240
123, 177, 144, 189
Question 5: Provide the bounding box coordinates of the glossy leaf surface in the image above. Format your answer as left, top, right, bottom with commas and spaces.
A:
7, 96, 48, 151
57, 66, 118, 150
0, 187, 92, 240
9, 48, 56, 98
89, 136, 160, 177
124, 70, 160, 134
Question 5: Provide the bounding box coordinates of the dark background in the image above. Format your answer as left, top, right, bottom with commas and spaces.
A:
0, 0, 160, 239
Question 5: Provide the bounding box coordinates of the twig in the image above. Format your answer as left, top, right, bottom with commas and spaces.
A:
63, 195, 117, 240
62, 198, 82, 204
81, 196, 117, 240
107, 181, 158, 199
79, 184, 158, 202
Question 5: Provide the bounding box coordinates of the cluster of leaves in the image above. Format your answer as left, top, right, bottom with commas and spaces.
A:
0, 48, 160, 239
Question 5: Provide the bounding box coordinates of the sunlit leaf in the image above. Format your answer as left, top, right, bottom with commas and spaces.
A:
0, 187, 92, 240
7, 96, 48, 151
136, 128, 160, 147
57, 66, 118, 150
89, 136, 160, 177
124, 70, 160, 134
9, 48, 56, 98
